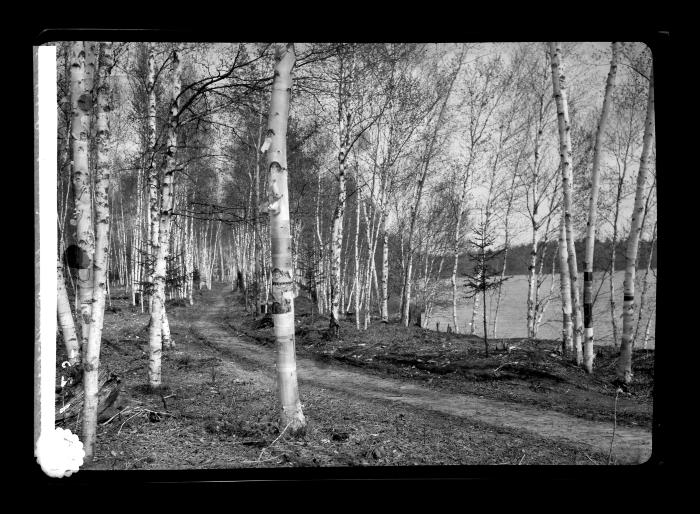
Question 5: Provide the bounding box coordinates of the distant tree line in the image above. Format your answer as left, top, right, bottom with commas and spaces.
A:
490, 237, 657, 276
380, 236, 656, 290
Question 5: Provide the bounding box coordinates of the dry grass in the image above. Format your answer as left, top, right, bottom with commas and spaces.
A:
55, 284, 641, 470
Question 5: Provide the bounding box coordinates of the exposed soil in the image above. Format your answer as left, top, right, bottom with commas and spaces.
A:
236, 296, 654, 431
57, 283, 653, 469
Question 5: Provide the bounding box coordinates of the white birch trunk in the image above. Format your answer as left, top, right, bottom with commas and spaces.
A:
82, 42, 113, 461
526, 231, 539, 338
148, 46, 182, 388
57, 256, 80, 364
255, 97, 264, 313
402, 143, 439, 325
363, 198, 380, 329
582, 42, 620, 373
147, 44, 159, 312
381, 211, 389, 322
264, 44, 306, 434
328, 49, 353, 337
642, 309, 654, 350
535, 243, 558, 335
634, 220, 656, 345
450, 206, 464, 333
69, 41, 95, 356
353, 187, 361, 329
187, 204, 194, 305
314, 167, 324, 314
130, 160, 142, 306
558, 213, 574, 356
550, 42, 583, 365
609, 203, 621, 348
469, 271, 480, 335
617, 71, 654, 385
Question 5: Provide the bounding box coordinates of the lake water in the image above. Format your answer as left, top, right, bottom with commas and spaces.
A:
425, 271, 656, 349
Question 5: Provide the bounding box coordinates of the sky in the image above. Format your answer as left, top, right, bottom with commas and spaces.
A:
401, 42, 652, 246
52, 41, 654, 248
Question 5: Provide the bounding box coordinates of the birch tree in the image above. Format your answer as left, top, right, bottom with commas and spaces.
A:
148, 46, 182, 389
401, 49, 464, 327
263, 43, 306, 434
550, 42, 583, 365
147, 43, 159, 311
57, 252, 80, 364
492, 127, 525, 337
326, 44, 393, 337
600, 59, 648, 348
69, 41, 96, 355
515, 46, 561, 340
82, 42, 113, 461
617, 69, 654, 385
582, 42, 620, 373
328, 45, 355, 338
557, 211, 574, 355
353, 179, 361, 328
253, 94, 265, 314
374, 47, 425, 323
634, 219, 656, 346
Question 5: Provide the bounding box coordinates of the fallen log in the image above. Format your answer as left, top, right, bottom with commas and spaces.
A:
55, 367, 121, 423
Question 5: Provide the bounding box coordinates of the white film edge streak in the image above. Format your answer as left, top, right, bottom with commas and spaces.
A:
36, 45, 58, 455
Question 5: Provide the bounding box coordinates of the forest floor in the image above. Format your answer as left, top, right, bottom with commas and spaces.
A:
59, 283, 653, 470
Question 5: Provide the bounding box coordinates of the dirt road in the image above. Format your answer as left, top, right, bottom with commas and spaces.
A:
192, 287, 652, 465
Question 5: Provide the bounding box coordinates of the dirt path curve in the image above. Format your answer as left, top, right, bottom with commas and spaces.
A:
192, 289, 652, 465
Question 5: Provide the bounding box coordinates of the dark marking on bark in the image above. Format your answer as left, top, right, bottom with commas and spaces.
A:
583, 304, 592, 327
624, 295, 634, 302
64, 244, 92, 269
270, 299, 292, 314
271, 268, 292, 283
78, 93, 92, 111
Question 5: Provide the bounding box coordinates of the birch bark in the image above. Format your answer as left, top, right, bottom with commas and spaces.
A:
634, 220, 656, 345
82, 42, 113, 461
617, 70, 654, 385
558, 212, 574, 356
69, 41, 95, 355
254, 96, 264, 313
57, 254, 80, 364
328, 47, 354, 337
353, 186, 361, 329
131, 159, 143, 306
380, 211, 389, 322
146, 44, 159, 312
450, 161, 472, 334
264, 43, 306, 434
148, 46, 182, 388
550, 42, 583, 365
582, 42, 620, 373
